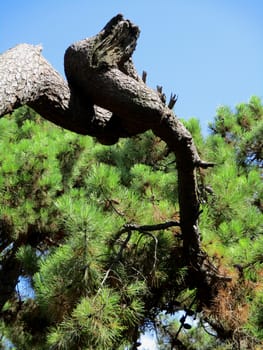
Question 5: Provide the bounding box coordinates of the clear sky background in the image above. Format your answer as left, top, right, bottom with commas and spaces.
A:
1, 0, 262, 133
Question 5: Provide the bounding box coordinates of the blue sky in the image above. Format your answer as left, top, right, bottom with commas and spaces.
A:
1, 0, 262, 133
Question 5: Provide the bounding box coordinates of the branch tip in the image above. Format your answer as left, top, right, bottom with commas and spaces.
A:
156, 85, 166, 104
168, 93, 178, 109
196, 160, 216, 169
142, 70, 147, 83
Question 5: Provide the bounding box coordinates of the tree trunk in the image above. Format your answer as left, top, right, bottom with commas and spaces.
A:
0, 14, 224, 309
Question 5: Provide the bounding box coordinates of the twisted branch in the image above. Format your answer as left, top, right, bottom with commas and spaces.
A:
0, 14, 227, 310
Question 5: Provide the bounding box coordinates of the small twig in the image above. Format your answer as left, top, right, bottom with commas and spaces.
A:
107, 198, 125, 216
100, 186, 124, 216
156, 85, 163, 94
148, 232, 158, 274
142, 70, 147, 83
174, 295, 197, 341
200, 318, 217, 338
96, 230, 132, 297
136, 230, 158, 274
196, 160, 216, 169
154, 314, 188, 350
98, 267, 112, 292
168, 93, 178, 110
131, 266, 147, 281
156, 85, 166, 104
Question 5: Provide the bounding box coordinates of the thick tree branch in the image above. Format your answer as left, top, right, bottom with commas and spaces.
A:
1, 44, 70, 126
64, 15, 205, 264
0, 44, 126, 144
0, 14, 224, 309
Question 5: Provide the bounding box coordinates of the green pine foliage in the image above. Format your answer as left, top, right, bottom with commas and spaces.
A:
0, 97, 262, 349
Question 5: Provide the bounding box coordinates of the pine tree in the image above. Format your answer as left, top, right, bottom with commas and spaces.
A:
0, 97, 262, 349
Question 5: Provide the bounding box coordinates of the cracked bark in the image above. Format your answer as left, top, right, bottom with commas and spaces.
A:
0, 14, 224, 309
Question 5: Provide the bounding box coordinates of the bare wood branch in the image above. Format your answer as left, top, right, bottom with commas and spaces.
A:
0, 44, 128, 144
119, 221, 180, 234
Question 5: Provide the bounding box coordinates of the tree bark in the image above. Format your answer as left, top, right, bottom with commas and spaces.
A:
0, 14, 223, 309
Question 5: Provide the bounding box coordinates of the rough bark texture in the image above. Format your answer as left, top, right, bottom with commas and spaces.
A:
0, 14, 225, 310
